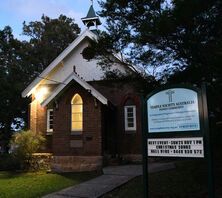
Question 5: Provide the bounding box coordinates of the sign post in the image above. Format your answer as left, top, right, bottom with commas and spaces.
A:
201, 83, 214, 198
141, 98, 148, 198
142, 84, 214, 197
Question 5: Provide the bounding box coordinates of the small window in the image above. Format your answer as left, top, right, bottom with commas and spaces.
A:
124, 105, 136, 131
47, 109, 53, 133
71, 94, 83, 131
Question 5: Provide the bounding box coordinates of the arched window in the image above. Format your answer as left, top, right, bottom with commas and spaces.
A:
71, 94, 83, 131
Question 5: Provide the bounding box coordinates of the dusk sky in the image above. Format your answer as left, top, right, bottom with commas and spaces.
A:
0, 0, 103, 40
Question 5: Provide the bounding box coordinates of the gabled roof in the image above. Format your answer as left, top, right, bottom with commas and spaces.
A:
41, 72, 108, 107
22, 29, 98, 98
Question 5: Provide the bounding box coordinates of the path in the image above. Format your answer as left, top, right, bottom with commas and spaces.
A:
43, 162, 175, 198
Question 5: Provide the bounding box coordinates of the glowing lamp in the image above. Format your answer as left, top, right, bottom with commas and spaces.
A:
34, 87, 48, 102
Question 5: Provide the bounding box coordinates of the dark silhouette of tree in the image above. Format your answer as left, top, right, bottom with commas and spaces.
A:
0, 26, 31, 152
97, 0, 222, 81
0, 15, 80, 152
23, 14, 80, 72
97, 0, 222, 124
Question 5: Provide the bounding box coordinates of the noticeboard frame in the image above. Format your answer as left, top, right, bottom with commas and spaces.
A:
145, 84, 204, 139
141, 83, 214, 198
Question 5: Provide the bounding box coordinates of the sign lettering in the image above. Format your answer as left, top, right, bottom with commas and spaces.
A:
147, 88, 200, 133
148, 137, 204, 158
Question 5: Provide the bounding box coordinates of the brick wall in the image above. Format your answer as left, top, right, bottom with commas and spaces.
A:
91, 80, 143, 156
52, 81, 103, 156
29, 96, 52, 152
29, 79, 145, 163
30, 97, 37, 133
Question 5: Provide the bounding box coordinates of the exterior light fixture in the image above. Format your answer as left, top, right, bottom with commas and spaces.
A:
34, 87, 48, 103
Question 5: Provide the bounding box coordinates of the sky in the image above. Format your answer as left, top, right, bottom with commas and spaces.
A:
0, 0, 103, 40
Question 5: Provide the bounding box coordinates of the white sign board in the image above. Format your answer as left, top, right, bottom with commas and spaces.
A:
148, 137, 204, 158
147, 88, 200, 133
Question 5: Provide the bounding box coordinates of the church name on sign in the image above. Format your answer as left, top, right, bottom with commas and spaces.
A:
150, 100, 195, 111
147, 88, 200, 133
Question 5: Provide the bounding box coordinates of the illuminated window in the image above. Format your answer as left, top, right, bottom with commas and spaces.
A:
71, 94, 83, 131
47, 109, 53, 133
124, 106, 136, 131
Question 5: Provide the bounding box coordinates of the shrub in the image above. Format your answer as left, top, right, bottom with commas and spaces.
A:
10, 130, 45, 170
0, 153, 20, 171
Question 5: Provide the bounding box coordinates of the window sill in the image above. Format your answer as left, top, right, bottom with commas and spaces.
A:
125, 130, 136, 134
71, 131, 83, 135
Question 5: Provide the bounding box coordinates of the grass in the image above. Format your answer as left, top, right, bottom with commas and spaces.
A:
103, 159, 222, 198
0, 148, 221, 198
0, 171, 99, 198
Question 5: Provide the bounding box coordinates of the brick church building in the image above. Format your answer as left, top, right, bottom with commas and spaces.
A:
22, 5, 145, 172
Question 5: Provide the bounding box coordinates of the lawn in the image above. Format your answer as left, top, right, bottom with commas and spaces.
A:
103, 159, 222, 198
0, 159, 221, 198
0, 171, 99, 198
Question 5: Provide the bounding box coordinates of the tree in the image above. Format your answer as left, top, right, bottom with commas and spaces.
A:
97, 0, 222, 79
97, 0, 222, 120
0, 26, 31, 152
0, 15, 81, 152
23, 14, 81, 72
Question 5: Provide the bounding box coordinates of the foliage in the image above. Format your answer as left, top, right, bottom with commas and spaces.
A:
0, 154, 20, 171
97, 0, 222, 124
10, 130, 45, 169
98, 0, 222, 80
0, 171, 99, 198
82, 46, 96, 61
0, 26, 32, 152
23, 14, 81, 72
0, 15, 80, 152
